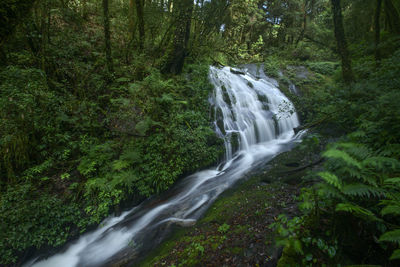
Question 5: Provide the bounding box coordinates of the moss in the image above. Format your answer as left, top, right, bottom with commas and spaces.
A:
277, 246, 301, 267
227, 246, 243, 255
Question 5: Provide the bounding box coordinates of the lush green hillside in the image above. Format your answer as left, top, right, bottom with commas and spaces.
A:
1, 0, 400, 265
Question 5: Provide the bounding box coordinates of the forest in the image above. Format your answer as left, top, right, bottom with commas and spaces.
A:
1, 0, 400, 266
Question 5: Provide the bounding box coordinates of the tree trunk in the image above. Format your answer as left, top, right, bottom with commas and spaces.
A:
82, 0, 88, 20
331, 0, 353, 83
135, 0, 145, 51
102, 0, 113, 73
162, 0, 193, 75
167, 0, 172, 12
375, 0, 382, 65
295, 0, 308, 47
384, 0, 400, 34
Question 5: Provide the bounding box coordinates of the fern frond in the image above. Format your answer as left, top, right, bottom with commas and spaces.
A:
337, 142, 371, 160
319, 172, 342, 190
378, 144, 400, 157
323, 149, 362, 169
342, 183, 385, 198
336, 203, 380, 222
359, 175, 379, 187
384, 177, 400, 185
341, 166, 369, 181
363, 157, 400, 172
390, 249, 400, 260
317, 183, 345, 200
379, 229, 400, 245
381, 205, 400, 216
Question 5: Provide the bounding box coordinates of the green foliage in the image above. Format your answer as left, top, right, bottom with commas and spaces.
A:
0, 183, 84, 265
0, 34, 223, 264
273, 45, 400, 265
306, 62, 339, 75
218, 223, 230, 234
270, 214, 339, 266
264, 56, 282, 78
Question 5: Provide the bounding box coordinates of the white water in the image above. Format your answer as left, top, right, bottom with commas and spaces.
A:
25, 66, 300, 267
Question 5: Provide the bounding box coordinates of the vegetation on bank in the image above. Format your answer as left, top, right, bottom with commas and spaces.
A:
0, 1, 226, 264
1, 0, 400, 266
271, 47, 400, 266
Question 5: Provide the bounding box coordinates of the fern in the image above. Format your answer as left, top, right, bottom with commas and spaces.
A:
323, 149, 362, 169
337, 142, 371, 160
319, 172, 342, 190
381, 205, 400, 216
335, 203, 380, 222
317, 183, 345, 200
378, 144, 400, 157
112, 160, 130, 171
390, 249, 400, 260
341, 166, 368, 181
342, 183, 385, 198
363, 157, 400, 172
384, 177, 400, 185
379, 229, 400, 245
358, 174, 379, 187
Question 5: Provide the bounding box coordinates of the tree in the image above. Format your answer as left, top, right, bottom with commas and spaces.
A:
375, 0, 383, 64
384, 0, 400, 34
103, 0, 113, 73
135, 0, 145, 52
162, 0, 194, 74
330, 0, 353, 83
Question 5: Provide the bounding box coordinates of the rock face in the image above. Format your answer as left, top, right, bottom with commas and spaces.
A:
286, 65, 311, 80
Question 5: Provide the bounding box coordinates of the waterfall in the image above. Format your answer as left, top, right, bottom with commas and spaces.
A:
210, 66, 299, 164
25, 65, 300, 267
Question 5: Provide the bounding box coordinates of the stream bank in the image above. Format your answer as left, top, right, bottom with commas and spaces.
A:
137, 129, 328, 267
135, 62, 337, 267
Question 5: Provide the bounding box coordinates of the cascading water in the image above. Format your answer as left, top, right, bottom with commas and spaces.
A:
24, 65, 301, 267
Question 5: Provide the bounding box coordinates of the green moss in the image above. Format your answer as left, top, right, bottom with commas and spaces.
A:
277, 246, 302, 267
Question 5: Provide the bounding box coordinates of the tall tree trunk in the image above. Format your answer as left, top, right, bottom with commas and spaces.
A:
167, 0, 172, 12
384, 0, 400, 34
296, 0, 308, 47
102, 0, 113, 73
375, 0, 382, 65
331, 0, 353, 83
129, 0, 136, 38
82, 0, 88, 20
125, 0, 137, 63
162, 0, 193, 74
135, 0, 145, 51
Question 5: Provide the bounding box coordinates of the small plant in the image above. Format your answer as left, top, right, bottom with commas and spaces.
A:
218, 223, 230, 234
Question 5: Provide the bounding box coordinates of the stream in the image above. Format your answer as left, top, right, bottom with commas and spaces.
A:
24, 65, 301, 267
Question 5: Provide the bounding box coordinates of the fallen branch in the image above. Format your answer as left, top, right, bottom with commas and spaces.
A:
280, 157, 325, 174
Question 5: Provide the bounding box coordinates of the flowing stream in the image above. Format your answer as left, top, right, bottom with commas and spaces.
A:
25, 65, 301, 267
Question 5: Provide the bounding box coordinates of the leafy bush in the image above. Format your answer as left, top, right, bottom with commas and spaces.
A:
0, 183, 83, 265
306, 61, 339, 75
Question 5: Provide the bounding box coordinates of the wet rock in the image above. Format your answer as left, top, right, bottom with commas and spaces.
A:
230, 68, 245, 75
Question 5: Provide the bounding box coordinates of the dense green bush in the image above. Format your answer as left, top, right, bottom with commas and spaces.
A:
0, 183, 83, 265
